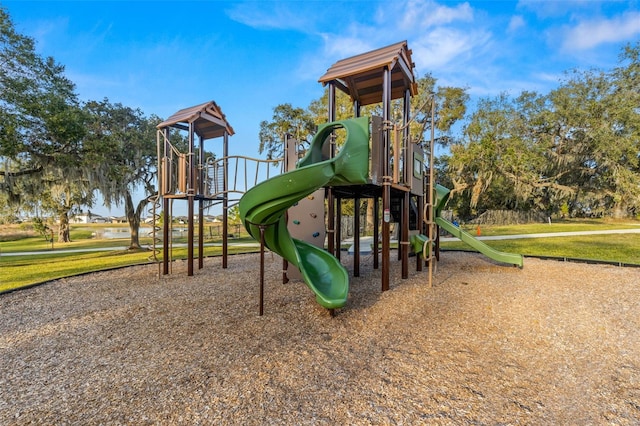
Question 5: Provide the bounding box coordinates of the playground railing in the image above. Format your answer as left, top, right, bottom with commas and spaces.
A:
204, 155, 283, 199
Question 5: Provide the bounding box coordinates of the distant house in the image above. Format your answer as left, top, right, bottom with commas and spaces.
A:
70, 212, 109, 223
70, 213, 92, 223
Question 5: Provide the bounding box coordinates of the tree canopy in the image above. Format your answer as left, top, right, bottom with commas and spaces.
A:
448, 43, 640, 219
1, 7, 94, 240
0, 7, 162, 244
258, 103, 316, 162
83, 99, 161, 248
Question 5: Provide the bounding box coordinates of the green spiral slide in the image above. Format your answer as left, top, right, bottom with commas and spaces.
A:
239, 117, 370, 309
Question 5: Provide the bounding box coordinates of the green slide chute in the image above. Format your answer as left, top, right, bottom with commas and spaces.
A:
412, 184, 524, 268
239, 117, 370, 309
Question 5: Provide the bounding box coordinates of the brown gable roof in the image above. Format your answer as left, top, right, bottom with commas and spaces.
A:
157, 101, 235, 140
318, 41, 418, 106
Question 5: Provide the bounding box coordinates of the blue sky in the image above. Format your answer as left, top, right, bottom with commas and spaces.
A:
3, 0, 639, 215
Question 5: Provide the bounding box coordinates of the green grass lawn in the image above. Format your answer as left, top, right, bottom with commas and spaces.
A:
456, 218, 640, 236
0, 243, 260, 293
1, 219, 638, 293
1, 250, 152, 292
0, 223, 258, 292
439, 233, 640, 265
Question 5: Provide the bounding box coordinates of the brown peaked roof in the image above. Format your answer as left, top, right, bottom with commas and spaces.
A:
318, 41, 418, 106
157, 101, 235, 140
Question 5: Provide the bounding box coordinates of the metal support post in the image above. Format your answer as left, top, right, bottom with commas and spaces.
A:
259, 225, 266, 316
354, 197, 360, 277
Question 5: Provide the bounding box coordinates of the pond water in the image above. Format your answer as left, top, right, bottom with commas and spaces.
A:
94, 227, 188, 239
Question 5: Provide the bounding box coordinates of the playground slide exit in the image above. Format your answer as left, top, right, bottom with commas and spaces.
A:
430, 184, 523, 268
435, 217, 524, 267
239, 117, 370, 309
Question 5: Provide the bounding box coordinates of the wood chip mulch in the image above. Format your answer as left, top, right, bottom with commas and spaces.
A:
1, 251, 639, 424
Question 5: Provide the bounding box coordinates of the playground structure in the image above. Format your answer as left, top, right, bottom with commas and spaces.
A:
240, 40, 522, 313
152, 101, 282, 276
314, 41, 433, 293
154, 41, 523, 313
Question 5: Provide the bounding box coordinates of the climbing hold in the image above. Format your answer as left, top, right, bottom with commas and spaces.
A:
293, 220, 300, 225
307, 195, 314, 200
312, 232, 320, 238
293, 202, 298, 206
309, 213, 317, 218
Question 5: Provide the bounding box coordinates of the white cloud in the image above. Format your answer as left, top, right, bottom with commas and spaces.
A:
533, 71, 565, 84
562, 11, 640, 50
226, 1, 317, 32
228, 0, 489, 82
234, 0, 587, 101
517, 0, 589, 19
320, 33, 375, 60
508, 15, 526, 33
24, 17, 67, 43
400, 0, 474, 28
412, 27, 492, 71
294, 33, 369, 78
315, 0, 482, 74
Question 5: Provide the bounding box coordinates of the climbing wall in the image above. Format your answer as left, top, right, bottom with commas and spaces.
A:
282, 134, 327, 280
286, 189, 326, 280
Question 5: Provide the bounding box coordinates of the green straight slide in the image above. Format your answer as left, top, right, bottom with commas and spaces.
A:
435, 216, 524, 268
239, 117, 370, 309
412, 184, 524, 268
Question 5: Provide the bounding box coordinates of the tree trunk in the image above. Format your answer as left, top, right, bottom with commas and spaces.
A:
58, 211, 71, 243
366, 199, 375, 235
125, 192, 141, 249
125, 191, 149, 250
611, 203, 628, 219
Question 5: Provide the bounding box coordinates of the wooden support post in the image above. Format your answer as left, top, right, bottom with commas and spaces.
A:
381, 66, 391, 292
283, 211, 289, 284
187, 122, 194, 277
222, 132, 229, 268
335, 197, 341, 261
187, 194, 194, 276
397, 197, 402, 261
428, 95, 436, 287
382, 179, 391, 292
259, 225, 266, 316
198, 199, 204, 269
354, 197, 360, 277
163, 197, 170, 275
198, 134, 205, 270
401, 191, 409, 279
373, 195, 379, 269
327, 191, 335, 256
417, 195, 424, 272
282, 258, 289, 284
327, 83, 336, 256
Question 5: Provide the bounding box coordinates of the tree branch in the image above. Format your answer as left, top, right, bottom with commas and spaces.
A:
0, 166, 43, 177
